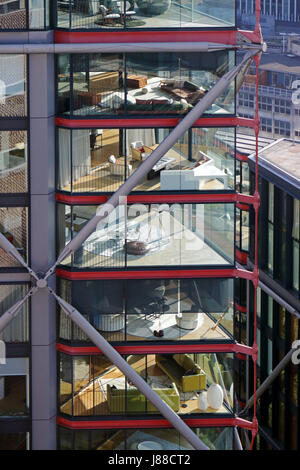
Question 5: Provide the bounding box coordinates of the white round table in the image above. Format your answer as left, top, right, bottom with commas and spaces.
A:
137, 440, 162, 451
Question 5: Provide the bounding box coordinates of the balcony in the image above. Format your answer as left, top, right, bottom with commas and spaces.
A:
56, 0, 236, 30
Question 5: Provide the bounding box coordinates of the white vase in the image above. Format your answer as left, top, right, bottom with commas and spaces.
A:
207, 383, 224, 410
198, 391, 208, 411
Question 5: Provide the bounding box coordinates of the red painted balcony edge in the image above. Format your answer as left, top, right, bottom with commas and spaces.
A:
56, 192, 237, 205
56, 192, 256, 206
236, 152, 249, 163
55, 117, 238, 128
56, 268, 237, 280
54, 30, 237, 45
56, 341, 253, 357
236, 203, 250, 211
234, 302, 247, 314
235, 249, 248, 265
57, 416, 254, 431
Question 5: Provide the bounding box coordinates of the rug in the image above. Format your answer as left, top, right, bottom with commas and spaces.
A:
126, 313, 204, 339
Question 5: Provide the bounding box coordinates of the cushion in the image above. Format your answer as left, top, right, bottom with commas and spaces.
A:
152, 98, 169, 104
135, 98, 152, 105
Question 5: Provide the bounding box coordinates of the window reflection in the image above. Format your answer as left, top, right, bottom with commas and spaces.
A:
57, 127, 235, 193
56, 52, 235, 117
0, 131, 27, 193
58, 352, 234, 417
56, 0, 235, 29
58, 278, 234, 342
0, 207, 28, 266
0, 55, 27, 117
57, 203, 235, 269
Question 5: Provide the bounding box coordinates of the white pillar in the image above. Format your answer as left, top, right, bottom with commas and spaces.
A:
276, 0, 279, 19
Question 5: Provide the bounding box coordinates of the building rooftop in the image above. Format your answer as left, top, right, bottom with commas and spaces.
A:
256, 138, 300, 181
216, 130, 275, 156
259, 52, 300, 74
249, 138, 300, 199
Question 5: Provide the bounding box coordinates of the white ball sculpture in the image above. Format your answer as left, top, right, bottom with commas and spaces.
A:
207, 383, 224, 410
230, 383, 234, 404
198, 391, 208, 411
109, 154, 116, 164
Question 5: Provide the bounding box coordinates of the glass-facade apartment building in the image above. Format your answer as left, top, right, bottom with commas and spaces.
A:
0, 1, 265, 451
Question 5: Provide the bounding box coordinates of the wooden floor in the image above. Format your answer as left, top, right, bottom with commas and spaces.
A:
61, 129, 226, 193
60, 354, 230, 417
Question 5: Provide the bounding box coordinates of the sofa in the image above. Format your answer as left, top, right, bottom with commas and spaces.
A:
107, 382, 180, 413
156, 354, 206, 393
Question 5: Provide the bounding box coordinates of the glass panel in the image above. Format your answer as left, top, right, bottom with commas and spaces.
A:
0, 357, 29, 417
0, 284, 29, 343
58, 426, 233, 450
59, 352, 72, 412
125, 51, 234, 116
29, 0, 47, 28
57, 203, 235, 269
57, 55, 71, 115
57, 51, 235, 117
58, 277, 234, 342
72, 53, 124, 117
268, 222, 273, 274
57, 127, 235, 194
0, 207, 28, 266
0, 130, 28, 193
0, 1, 27, 29
55, 0, 236, 30
0, 54, 27, 117
241, 210, 249, 251
59, 352, 234, 417
292, 200, 299, 291
58, 427, 73, 450
0, 432, 28, 450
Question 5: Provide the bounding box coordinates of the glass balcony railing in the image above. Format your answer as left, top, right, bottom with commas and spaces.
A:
55, 0, 236, 30
56, 51, 235, 118
58, 426, 234, 450
57, 202, 235, 269
56, 127, 236, 194
58, 351, 235, 418
58, 277, 235, 342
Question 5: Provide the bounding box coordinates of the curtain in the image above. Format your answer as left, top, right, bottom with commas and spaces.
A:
58, 128, 71, 189
72, 129, 91, 183
0, 285, 29, 343
28, 0, 44, 29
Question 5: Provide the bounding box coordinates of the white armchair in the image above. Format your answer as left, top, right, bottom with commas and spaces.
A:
176, 312, 203, 330
99, 5, 121, 24
93, 314, 125, 332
